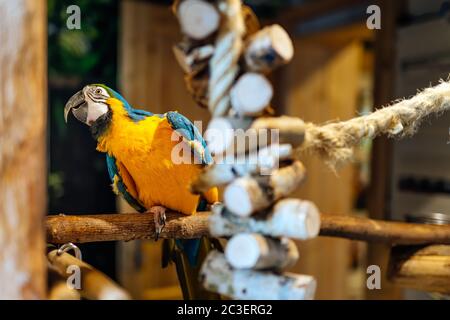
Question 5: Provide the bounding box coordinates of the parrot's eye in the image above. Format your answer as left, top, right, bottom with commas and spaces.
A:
95, 89, 102, 94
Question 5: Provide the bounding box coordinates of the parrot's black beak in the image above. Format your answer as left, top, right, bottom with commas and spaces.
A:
64, 90, 88, 124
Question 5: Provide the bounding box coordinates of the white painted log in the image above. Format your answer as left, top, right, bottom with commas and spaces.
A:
209, 199, 321, 240
205, 115, 305, 156
225, 233, 298, 270
224, 160, 306, 217
173, 44, 214, 74
200, 251, 316, 300
177, 0, 220, 40
230, 72, 273, 116
191, 143, 292, 193
244, 24, 294, 73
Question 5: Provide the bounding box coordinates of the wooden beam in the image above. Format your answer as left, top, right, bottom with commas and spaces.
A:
388, 245, 450, 294
46, 211, 450, 245
0, 0, 47, 299
274, 0, 370, 30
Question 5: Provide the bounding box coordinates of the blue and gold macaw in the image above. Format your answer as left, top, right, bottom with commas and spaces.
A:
64, 84, 220, 299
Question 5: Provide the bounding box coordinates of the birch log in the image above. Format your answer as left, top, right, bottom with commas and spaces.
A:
244, 24, 294, 73
48, 250, 131, 300
209, 199, 320, 240
201, 251, 316, 300
191, 143, 292, 193
0, 0, 47, 299
205, 116, 305, 155
176, 0, 220, 40
224, 160, 306, 216
225, 233, 298, 270
173, 43, 214, 74
230, 72, 273, 116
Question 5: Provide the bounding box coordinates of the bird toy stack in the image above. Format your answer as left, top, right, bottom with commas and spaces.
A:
173, 0, 320, 299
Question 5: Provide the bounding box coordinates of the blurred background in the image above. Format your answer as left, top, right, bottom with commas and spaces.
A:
2, 0, 450, 299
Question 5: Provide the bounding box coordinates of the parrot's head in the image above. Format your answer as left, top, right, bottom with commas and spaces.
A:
64, 84, 112, 126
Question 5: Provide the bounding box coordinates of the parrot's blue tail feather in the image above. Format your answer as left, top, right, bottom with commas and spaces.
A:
161, 198, 222, 299
175, 239, 201, 267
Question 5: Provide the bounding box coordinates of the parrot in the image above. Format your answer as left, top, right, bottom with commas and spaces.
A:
64, 84, 221, 299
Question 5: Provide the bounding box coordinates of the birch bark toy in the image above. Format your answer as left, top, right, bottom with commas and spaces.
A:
174, 0, 317, 300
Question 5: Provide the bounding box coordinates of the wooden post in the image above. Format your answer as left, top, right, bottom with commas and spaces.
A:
0, 0, 47, 299
367, 0, 406, 300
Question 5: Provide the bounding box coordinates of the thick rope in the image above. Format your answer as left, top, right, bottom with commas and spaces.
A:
300, 79, 450, 166
208, 0, 245, 117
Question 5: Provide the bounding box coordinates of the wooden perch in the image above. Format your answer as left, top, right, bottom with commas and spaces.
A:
46, 211, 210, 243
191, 143, 293, 193
47, 249, 131, 300
230, 72, 273, 115
48, 269, 81, 300
225, 233, 298, 270
224, 160, 306, 217
46, 211, 450, 245
244, 24, 294, 73
205, 115, 305, 156
200, 251, 316, 300
387, 245, 450, 294
210, 199, 320, 240
175, 0, 220, 40
48, 281, 81, 300
319, 214, 450, 245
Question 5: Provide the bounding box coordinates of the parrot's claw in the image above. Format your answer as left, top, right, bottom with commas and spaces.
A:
150, 206, 167, 241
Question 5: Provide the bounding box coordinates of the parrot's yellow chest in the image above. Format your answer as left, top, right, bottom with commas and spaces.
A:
96, 100, 204, 215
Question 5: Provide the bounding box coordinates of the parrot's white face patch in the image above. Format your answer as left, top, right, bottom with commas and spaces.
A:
86, 101, 109, 125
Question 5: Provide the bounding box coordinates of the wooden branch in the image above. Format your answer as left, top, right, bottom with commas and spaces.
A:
46, 211, 211, 243
200, 251, 316, 300
48, 250, 131, 300
319, 214, 450, 245
46, 211, 450, 245
387, 245, 450, 294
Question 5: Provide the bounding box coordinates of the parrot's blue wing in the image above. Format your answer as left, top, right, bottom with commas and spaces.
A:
166, 111, 214, 266
106, 153, 146, 213
166, 111, 213, 165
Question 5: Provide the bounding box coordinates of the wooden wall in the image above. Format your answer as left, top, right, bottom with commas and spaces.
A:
0, 0, 47, 299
